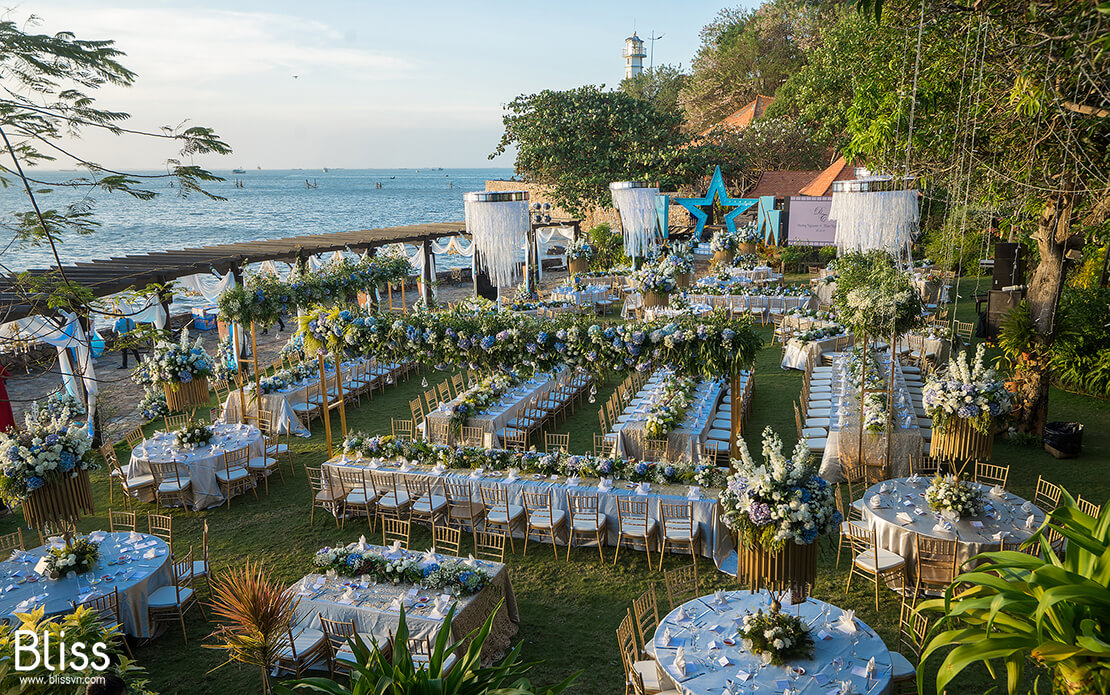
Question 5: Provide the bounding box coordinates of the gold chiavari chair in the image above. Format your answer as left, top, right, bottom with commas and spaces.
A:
474, 528, 506, 563
432, 524, 462, 557
147, 549, 204, 644
566, 492, 606, 562
108, 508, 137, 533
615, 497, 660, 570
460, 425, 485, 447
913, 534, 958, 598
446, 480, 484, 547
337, 467, 378, 531
147, 512, 173, 551
151, 459, 193, 511
544, 432, 570, 453
382, 517, 411, 550
973, 462, 1009, 489
392, 418, 415, 441
79, 587, 133, 658
521, 489, 567, 559
369, 471, 412, 523
659, 501, 701, 567
307, 466, 347, 527
217, 446, 256, 507
631, 586, 660, 660
163, 414, 188, 431
663, 561, 699, 610
480, 485, 525, 553
844, 524, 907, 611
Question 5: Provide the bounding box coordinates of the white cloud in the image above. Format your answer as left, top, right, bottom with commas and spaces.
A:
32, 8, 412, 83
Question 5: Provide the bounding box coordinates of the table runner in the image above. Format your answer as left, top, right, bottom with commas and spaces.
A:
424, 373, 557, 447
614, 373, 724, 462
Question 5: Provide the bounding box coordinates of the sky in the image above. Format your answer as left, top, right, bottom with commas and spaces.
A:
15, 0, 757, 171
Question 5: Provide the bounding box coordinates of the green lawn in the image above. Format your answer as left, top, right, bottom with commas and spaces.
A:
5, 276, 1106, 694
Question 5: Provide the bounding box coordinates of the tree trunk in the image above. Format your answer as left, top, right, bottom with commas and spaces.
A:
1015, 188, 1078, 434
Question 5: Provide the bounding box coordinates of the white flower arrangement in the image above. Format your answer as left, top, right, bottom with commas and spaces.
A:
566, 237, 595, 261
132, 330, 214, 388
710, 228, 739, 253
0, 413, 94, 502
174, 419, 214, 450
736, 222, 762, 244
718, 426, 841, 551
923, 344, 1013, 434
631, 264, 678, 295
644, 374, 697, 439
925, 474, 985, 517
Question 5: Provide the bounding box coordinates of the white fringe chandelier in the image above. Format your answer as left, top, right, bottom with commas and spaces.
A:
464, 191, 530, 288
610, 181, 659, 259
829, 184, 920, 262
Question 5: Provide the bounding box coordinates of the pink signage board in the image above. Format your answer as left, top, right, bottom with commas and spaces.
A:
786, 196, 836, 246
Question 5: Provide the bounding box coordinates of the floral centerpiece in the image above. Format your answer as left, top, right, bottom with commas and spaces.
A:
925, 474, 985, 517
311, 545, 491, 594
44, 537, 100, 578
630, 264, 677, 296
693, 464, 729, 489
719, 427, 840, 551
862, 393, 888, 433
421, 562, 491, 594
566, 238, 595, 262
736, 223, 762, 245
134, 330, 213, 388
793, 325, 845, 345
26, 392, 84, 427
710, 228, 739, 255
174, 419, 214, 450
923, 344, 1012, 435
738, 608, 814, 665
446, 373, 516, 430
138, 389, 170, 421
246, 373, 291, 395
644, 374, 697, 439
0, 413, 94, 503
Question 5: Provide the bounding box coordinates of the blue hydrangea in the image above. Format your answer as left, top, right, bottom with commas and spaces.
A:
26, 476, 45, 491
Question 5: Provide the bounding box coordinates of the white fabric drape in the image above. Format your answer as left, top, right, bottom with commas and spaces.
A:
178, 270, 237, 304
102, 295, 167, 330
611, 186, 659, 259
534, 226, 573, 280
0, 312, 98, 426
829, 190, 920, 262
465, 199, 529, 288
430, 236, 473, 257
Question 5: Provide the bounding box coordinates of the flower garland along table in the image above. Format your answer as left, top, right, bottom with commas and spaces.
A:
861, 476, 1044, 586
423, 372, 558, 447
818, 351, 926, 483
322, 456, 735, 568
612, 371, 726, 462
128, 423, 265, 509
292, 541, 518, 661
0, 531, 171, 637
653, 591, 893, 695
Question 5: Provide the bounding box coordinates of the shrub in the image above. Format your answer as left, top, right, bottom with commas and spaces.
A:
586, 223, 629, 271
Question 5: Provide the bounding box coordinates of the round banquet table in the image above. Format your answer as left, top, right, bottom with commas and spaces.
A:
654, 591, 893, 695
0, 531, 171, 637
861, 477, 1046, 577
128, 423, 265, 510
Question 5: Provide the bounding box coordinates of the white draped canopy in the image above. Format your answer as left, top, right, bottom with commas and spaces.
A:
829, 190, 920, 262
0, 312, 98, 426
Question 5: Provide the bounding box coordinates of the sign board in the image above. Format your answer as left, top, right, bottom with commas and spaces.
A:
786, 196, 836, 247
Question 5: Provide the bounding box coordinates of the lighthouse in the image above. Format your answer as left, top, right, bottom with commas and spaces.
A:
623, 33, 646, 79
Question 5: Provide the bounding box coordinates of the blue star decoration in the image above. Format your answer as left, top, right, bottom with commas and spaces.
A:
675, 166, 759, 241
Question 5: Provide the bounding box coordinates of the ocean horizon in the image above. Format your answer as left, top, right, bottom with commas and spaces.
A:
0, 167, 516, 277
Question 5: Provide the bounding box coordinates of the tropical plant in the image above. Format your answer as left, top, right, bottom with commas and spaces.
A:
916, 494, 1110, 695
205, 561, 300, 695
0, 605, 155, 694
586, 223, 629, 272
275, 601, 577, 695
1049, 286, 1110, 398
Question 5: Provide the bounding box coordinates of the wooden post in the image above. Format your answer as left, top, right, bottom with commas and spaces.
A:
421, 238, 434, 306
250, 322, 261, 424
400, 277, 406, 313
886, 328, 897, 478
729, 368, 744, 463
318, 352, 333, 458
856, 330, 867, 472
333, 355, 347, 439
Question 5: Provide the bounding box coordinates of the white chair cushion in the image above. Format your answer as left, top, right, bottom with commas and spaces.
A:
621, 518, 658, 537
529, 509, 566, 528
634, 660, 663, 692
487, 504, 525, 524
802, 427, 827, 438
413, 495, 448, 513
125, 474, 155, 490
148, 585, 193, 608
411, 651, 458, 673
215, 467, 249, 484
664, 525, 699, 541
708, 428, 731, 440
805, 418, 831, 428
854, 548, 906, 573
805, 438, 827, 451
248, 456, 278, 469
158, 478, 191, 493
890, 651, 916, 680
379, 492, 410, 509
278, 627, 326, 660
572, 516, 605, 532
192, 559, 209, 577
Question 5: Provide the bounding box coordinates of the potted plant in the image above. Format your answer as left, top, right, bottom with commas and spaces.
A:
134, 330, 215, 411
0, 412, 95, 529
710, 228, 738, 266
922, 344, 1014, 461
566, 238, 595, 275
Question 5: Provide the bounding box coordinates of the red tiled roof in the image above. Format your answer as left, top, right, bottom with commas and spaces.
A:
700, 95, 775, 135
798, 156, 856, 197
746, 170, 825, 198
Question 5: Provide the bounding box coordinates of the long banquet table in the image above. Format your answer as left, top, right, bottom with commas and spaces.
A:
322, 456, 734, 568
128, 423, 265, 509
0, 531, 171, 637
423, 373, 557, 447
613, 372, 725, 462
818, 353, 925, 483
291, 542, 518, 660
653, 591, 893, 695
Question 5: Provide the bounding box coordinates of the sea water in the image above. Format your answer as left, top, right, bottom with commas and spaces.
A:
0, 167, 514, 285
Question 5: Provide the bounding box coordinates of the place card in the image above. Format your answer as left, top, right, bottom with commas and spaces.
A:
735, 670, 752, 682
776, 679, 790, 690
850, 666, 868, 678
971, 521, 984, 528
814, 673, 831, 686
717, 655, 731, 667
817, 629, 833, 640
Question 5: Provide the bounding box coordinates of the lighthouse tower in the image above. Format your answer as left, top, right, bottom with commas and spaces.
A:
623, 33, 646, 79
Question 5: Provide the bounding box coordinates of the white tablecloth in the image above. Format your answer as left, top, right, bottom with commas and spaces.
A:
654, 591, 893, 695
128, 423, 265, 509
424, 374, 557, 447
551, 284, 608, 306
861, 477, 1045, 578
686, 294, 814, 315
322, 458, 734, 568
781, 333, 849, 371
0, 532, 171, 637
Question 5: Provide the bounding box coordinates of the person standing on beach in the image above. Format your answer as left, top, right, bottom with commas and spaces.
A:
114, 316, 141, 369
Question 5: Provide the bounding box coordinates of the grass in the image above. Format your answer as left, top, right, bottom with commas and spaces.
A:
4, 276, 1107, 694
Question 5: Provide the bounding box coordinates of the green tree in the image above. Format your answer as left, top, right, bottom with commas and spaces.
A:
695, 116, 829, 192
680, 1, 822, 133
0, 15, 230, 313
833, 0, 1110, 434
619, 64, 688, 119
491, 85, 712, 217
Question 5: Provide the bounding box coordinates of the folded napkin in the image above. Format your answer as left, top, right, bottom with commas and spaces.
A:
662, 627, 673, 646
990, 485, 1005, 497
879, 482, 891, 494
429, 594, 452, 618
1026, 514, 1037, 529
598, 478, 612, 492
907, 473, 920, 484
674, 646, 688, 676
398, 462, 413, 473
636, 482, 650, 495
675, 605, 689, 622
933, 519, 955, 534
1021, 501, 1034, 513
869, 494, 883, 509
88, 531, 107, 543
836, 610, 856, 633
463, 554, 478, 568
357, 535, 368, 551
837, 681, 855, 695
389, 540, 402, 554
505, 468, 519, 483
713, 589, 727, 605
992, 530, 1008, 542
566, 475, 582, 487
469, 468, 484, 480
431, 464, 446, 475
687, 486, 700, 500
895, 511, 914, 524
422, 548, 437, 564
338, 454, 349, 464
388, 597, 404, 611
866, 656, 876, 676
143, 549, 157, 560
